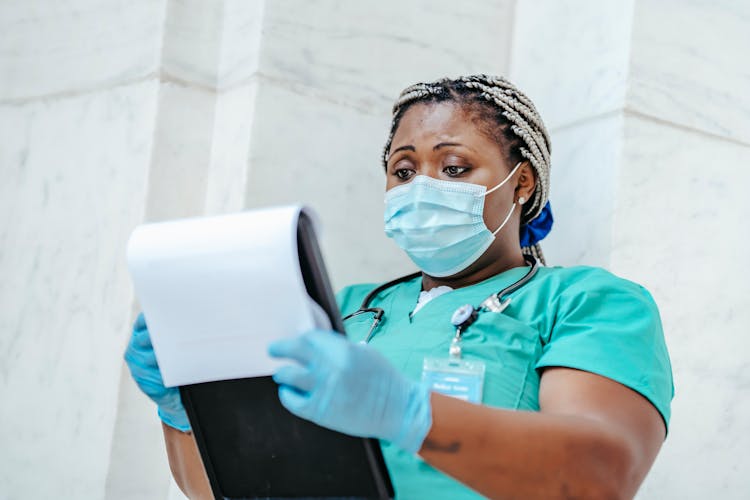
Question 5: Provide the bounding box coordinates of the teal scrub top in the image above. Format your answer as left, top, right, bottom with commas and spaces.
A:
336, 265, 673, 500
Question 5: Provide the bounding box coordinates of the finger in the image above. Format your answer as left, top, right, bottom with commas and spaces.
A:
133, 313, 147, 332
267, 335, 315, 365
278, 385, 312, 416
131, 324, 153, 350
272, 364, 315, 392
136, 369, 169, 399
304, 329, 351, 352
124, 343, 165, 382
131, 333, 153, 354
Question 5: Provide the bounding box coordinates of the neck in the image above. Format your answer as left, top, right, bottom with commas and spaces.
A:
421, 250, 527, 291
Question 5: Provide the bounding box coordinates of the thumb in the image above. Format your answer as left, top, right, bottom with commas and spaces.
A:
278, 385, 311, 416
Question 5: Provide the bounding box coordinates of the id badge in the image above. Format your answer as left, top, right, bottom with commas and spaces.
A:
422, 357, 485, 404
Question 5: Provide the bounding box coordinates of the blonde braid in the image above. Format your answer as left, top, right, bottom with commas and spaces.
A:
382, 82, 444, 167
382, 74, 552, 264
522, 242, 546, 265
473, 91, 549, 218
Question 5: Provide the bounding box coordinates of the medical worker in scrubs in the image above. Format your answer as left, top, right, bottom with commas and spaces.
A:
125, 75, 673, 499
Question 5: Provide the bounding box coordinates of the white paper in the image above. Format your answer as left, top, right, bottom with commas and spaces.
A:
126, 205, 325, 387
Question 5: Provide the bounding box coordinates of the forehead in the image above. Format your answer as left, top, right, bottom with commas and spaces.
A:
390, 101, 499, 152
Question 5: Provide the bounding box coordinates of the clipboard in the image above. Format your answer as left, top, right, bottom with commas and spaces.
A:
179, 211, 395, 499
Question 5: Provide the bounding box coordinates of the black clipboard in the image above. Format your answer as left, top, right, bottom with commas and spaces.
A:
179, 211, 394, 500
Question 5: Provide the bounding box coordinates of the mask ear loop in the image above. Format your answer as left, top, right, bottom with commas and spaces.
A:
491, 201, 518, 236
482, 162, 523, 236
483, 162, 523, 197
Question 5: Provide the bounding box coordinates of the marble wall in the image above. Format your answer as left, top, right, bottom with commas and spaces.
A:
511, 1, 750, 498
615, 116, 750, 499
248, 0, 517, 290
1, 0, 748, 499
618, 2, 750, 497
510, 0, 634, 267
0, 1, 166, 498
106, 2, 264, 498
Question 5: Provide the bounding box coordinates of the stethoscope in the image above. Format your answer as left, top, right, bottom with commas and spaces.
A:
342, 254, 539, 347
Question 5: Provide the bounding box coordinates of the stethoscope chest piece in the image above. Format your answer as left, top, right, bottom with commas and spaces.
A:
451, 304, 478, 329
480, 295, 512, 313
449, 304, 479, 359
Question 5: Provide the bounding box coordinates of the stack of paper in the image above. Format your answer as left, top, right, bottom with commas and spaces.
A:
127, 205, 327, 387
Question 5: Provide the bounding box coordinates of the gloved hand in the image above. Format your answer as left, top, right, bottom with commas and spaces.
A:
268, 329, 432, 453
124, 313, 191, 432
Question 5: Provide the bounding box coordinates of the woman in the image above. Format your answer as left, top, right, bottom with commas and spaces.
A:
125, 75, 673, 499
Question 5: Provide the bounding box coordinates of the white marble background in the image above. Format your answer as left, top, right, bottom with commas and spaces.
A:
512, 2, 750, 499
0, 1, 166, 498
0, 1, 748, 499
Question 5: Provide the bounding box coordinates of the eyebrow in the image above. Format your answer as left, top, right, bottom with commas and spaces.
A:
388, 145, 415, 162
388, 142, 470, 162
433, 142, 463, 150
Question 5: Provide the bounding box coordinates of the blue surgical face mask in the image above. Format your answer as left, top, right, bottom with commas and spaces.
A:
384, 162, 522, 277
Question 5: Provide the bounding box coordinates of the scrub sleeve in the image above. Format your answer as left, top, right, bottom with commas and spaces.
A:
535, 267, 674, 428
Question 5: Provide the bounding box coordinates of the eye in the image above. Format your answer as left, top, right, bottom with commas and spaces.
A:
395, 168, 414, 180
444, 165, 470, 177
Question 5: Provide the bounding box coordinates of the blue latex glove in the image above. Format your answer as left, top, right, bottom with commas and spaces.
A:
268, 329, 432, 453
124, 313, 191, 432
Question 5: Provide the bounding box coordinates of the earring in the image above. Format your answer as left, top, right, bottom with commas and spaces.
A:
518, 196, 526, 204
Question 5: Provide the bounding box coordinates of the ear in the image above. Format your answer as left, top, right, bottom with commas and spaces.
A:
514, 162, 537, 204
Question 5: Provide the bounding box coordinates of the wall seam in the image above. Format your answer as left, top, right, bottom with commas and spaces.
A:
0, 73, 158, 106
607, 0, 637, 272
549, 108, 623, 134
624, 109, 750, 148
202, 0, 229, 215
241, 0, 268, 210
104, 0, 172, 496
505, 0, 518, 77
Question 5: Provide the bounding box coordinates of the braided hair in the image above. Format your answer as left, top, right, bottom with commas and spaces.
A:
382, 75, 551, 263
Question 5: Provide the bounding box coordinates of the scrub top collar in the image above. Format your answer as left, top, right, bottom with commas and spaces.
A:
385, 263, 538, 323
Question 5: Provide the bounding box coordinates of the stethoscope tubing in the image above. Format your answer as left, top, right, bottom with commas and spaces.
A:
342, 255, 538, 342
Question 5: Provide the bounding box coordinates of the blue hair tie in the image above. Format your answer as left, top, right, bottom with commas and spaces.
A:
520, 201, 553, 247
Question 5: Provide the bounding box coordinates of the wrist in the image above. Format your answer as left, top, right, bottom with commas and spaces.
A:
158, 399, 191, 432
391, 382, 433, 453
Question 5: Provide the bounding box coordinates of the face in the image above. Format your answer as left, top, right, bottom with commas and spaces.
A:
385, 101, 536, 237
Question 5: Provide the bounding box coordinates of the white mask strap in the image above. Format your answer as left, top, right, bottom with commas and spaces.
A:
483, 162, 523, 197
491, 201, 518, 236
